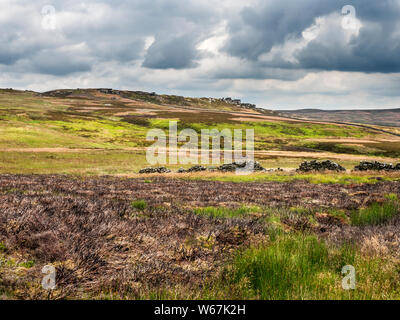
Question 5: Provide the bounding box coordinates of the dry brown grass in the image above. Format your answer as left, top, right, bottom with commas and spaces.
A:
0, 175, 270, 299
0, 174, 399, 299
326, 216, 400, 259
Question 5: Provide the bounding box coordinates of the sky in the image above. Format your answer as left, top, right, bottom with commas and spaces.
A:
1, 0, 400, 110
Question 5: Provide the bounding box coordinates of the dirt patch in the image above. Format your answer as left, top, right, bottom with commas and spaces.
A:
252, 151, 398, 162
231, 117, 280, 122
75, 107, 109, 113
307, 138, 381, 144
114, 109, 160, 116
0, 148, 397, 163
0, 148, 104, 153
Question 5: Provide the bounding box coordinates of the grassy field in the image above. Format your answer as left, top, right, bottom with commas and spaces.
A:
183, 171, 400, 184
1, 89, 399, 172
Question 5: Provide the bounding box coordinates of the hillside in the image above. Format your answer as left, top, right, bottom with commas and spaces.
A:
0, 88, 399, 175
279, 108, 400, 128
1, 88, 400, 301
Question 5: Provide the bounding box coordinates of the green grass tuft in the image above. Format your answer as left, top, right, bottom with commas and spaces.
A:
0, 242, 7, 253
193, 205, 261, 218
131, 199, 148, 211
186, 173, 400, 184
213, 232, 399, 300
19, 260, 35, 268
229, 234, 345, 299
351, 197, 399, 226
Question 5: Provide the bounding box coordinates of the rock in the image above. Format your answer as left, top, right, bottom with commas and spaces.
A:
217, 161, 265, 172
218, 163, 237, 172
177, 165, 207, 173
264, 168, 283, 173
353, 161, 400, 171
297, 160, 346, 172
139, 167, 171, 174
207, 166, 219, 172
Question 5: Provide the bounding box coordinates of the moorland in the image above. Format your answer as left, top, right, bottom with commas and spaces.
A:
0, 88, 400, 299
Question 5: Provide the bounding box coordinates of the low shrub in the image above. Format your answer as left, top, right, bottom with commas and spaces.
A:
131, 199, 148, 211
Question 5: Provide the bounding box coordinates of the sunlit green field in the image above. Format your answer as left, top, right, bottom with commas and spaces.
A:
0, 89, 399, 176
0, 91, 393, 147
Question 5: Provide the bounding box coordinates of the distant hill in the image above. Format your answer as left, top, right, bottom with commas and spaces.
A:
41, 88, 272, 114
1, 87, 400, 175
279, 108, 400, 127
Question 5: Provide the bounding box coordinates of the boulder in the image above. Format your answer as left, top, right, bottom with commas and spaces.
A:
217, 161, 265, 172
297, 160, 346, 172
354, 161, 399, 171
177, 165, 207, 173
139, 167, 171, 174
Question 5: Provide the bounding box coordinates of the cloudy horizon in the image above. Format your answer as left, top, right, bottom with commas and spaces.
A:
1, 0, 400, 110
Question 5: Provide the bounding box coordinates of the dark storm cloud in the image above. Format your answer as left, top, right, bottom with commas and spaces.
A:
292, 1, 400, 73
294, 28, 400, 73
0, 1, 217, 75
224, 0, 332, 60
224, 0, 400, 73
0, 50, 20, 66
212, 64, 307, 81
0, 0, 399, 84
29, 51, 93, 76
92, 39, 146, 63
142, 35, 200, 69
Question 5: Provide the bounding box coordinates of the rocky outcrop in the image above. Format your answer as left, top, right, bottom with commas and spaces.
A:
139, 167, 171, 174
354, 161, 400, 171
221, 97, 256, 109
217, 161, 265, 172
97, 88, 122, 95
297, 160, 346, 172
177, 165, 207, 173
